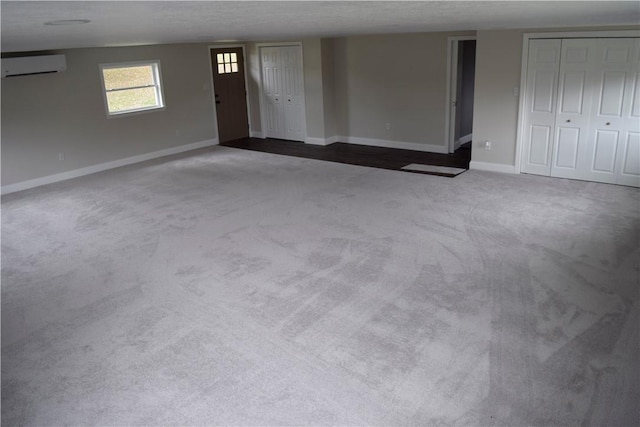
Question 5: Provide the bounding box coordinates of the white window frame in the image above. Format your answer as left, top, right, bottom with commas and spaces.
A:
99, 60, 165, 117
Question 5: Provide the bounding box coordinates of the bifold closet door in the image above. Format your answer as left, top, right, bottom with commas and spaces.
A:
521, 39, 562, 176
522, 37, 640, 187
550, 39, 594, 180
260, 45, 306, 142
585, 38, 639, 186
261, 47, 285, 139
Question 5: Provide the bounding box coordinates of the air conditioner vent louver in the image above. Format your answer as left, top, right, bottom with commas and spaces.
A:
1, 54, 66, 78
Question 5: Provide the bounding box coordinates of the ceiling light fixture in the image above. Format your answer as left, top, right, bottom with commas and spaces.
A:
44, 19, 91, 26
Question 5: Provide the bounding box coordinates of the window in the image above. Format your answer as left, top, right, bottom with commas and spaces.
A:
216, 52, 238, 74
99, 61, 165, 116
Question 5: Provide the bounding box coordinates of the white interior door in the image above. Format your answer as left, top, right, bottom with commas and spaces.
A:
585, 38, 640, 186
521, 39, 561, 176
617, 39, 640, 187
550, 39, 595, 180
281, 46, 306, 142
261, 47, 285, 139
521, 37, 640, 187
260, 45, 306, 142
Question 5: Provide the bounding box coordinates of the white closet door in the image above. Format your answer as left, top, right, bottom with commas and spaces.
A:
584, 38, 640, 187
617, 39, 640, 187
260, 45, 306, 142
550, 39, 595, 180
521, 37, 640, 187
261, 47, 285, 139
521, 39, 561, 176
281, 46, 306, 142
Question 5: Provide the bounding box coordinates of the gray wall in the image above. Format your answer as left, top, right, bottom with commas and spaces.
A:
333, 31, 473, 147
321, 38, 337, 139
1, 43, 216, 185
301, 38, 326, 140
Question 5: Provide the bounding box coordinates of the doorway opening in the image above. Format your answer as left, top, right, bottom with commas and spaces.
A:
445, 36, 476, 154
210, 46, 250, 143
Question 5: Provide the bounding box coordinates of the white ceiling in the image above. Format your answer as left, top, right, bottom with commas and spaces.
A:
1, 1, 638, 53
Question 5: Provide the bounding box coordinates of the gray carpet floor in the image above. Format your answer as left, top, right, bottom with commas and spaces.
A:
2, 146, 639, 426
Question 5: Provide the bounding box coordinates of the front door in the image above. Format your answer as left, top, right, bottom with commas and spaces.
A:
211, 47, 249, 143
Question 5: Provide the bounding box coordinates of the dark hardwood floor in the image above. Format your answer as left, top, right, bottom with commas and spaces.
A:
221, 138, 471, 177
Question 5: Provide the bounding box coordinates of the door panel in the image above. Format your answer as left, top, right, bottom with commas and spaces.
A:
598, 71, 627, 116
554, 127, 580, 169
532, 69, 557, 113
551, 39, 594, 180
615, 39, 640, 187
587, 39, 639, 185
592, 130, 619, 173
622, 132, 640, 175
281, 46, 306, 142
261, 47, 285, 139
211, 47, 249, 143
521, 39, 561, 176
559, 71, 586, 114
631, 74, 640, 117
261, 45, 305, 142
529, 125, 552, 165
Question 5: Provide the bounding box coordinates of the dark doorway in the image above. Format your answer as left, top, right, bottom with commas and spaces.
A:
454, 40, 476, 151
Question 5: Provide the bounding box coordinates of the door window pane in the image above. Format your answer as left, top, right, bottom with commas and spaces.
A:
216, 51, 240, 74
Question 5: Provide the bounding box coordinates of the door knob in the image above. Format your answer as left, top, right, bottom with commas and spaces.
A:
606, 122, 611, 126
566, 119, 571, 122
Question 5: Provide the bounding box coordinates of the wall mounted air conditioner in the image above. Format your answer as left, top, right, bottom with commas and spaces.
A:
1, 54, 66, 77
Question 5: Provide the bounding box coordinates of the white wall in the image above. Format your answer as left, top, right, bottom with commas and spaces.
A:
1, 43, 216, 186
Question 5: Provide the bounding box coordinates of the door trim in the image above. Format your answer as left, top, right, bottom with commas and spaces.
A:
208, 44, 252, 140
256, 42, 307, 142
515, 30, 640, 174
445, 35, 476, 154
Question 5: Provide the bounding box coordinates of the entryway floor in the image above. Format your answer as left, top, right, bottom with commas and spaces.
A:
222, 138, 471, 177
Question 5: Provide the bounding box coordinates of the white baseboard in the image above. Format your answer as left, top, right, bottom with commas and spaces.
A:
338, 136, 448, 154
458, 133, 473, 144
305, 136, 339, 146
469, 160, 517, 174
1, 138, 219, 195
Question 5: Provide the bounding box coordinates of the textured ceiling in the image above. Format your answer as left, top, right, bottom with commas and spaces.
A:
1, 1, 639, 52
